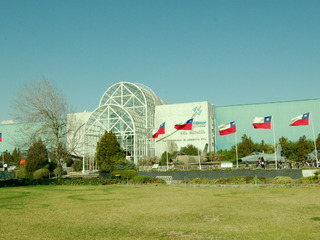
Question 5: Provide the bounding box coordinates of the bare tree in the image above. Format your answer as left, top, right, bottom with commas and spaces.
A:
12, 77, 79, 176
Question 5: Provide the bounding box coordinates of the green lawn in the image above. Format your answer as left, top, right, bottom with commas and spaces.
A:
0, 185, 319, 239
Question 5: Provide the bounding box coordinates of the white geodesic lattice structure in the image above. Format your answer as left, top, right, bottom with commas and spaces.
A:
83, 82, 167, 170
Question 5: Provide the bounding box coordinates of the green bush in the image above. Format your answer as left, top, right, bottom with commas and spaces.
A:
112, 170, 137, 180
130, 175, 165, 184
211, 176, 247, 185
52, 178, 105, 186
54, 167, 62, 177
245, 176, 254, 183
15, 167, 33, 179
33, 168, 50, 179
0, 176, 166, 188
189, 177, 202, 184
201, 178, 211, 184
167, 168, 181, 172
272, 176, 295, 184
258, 177, 267, 184
297, 176, 320, 184
153, 178, 166, 184
229, 176, 246, 184
130, 175, 152, 184
212, 178, 231, 184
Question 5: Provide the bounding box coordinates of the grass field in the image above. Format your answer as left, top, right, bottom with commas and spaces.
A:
0, 185, 319, 240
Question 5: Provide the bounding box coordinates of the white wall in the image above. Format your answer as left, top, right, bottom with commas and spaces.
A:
154, 101, 215, 157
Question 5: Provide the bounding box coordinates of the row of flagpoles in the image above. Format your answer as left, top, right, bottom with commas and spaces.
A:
218, 112, 318, 168
153, 112, 317, 169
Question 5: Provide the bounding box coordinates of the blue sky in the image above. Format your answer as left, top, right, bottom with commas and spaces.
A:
1, 0, 320, 123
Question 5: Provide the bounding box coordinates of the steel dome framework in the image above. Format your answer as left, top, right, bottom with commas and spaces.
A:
83, 82, 167, 170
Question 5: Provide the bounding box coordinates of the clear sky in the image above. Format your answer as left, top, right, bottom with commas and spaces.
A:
1, 0, 320, 123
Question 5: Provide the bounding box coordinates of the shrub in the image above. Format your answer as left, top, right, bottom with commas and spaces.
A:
212, 176, 247, 185
230, 176, 247, 184
15, 167, 33, 179
272, 176, 295, 184
54, 167, 62, 177
258, 177, 266, 184
153, 178, 166, 184
213, 178, 230, 184
130, 175, 152, 184
189, 168, 201, 171
246, 176, 254, 183
33, 168, 50, 179
201, 178, 211, 184
297, 176, 320, 184
189, 177, 202, 184
167, 168, 181, 172
130, 175, 165, 184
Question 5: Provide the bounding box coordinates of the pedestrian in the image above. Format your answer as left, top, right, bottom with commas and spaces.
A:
261, 160, 265, 169
289, 160, 292, 169
279, 160, 283, 169
266, 160, 269, 169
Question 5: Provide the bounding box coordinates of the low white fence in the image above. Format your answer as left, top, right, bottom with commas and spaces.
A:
156, 176, 173, 184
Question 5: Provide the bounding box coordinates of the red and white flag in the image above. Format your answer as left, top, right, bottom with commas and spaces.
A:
252, 116, 272, 129
152, 122, 165, 139
289, 113, 309, 126
174, 119, 193, 130
218, 121, 236, 136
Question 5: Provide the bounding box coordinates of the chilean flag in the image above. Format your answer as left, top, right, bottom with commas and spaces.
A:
218, 121, 236, 136
153, 122, 165, 139
253, 116, 272, 129
0, 133, 2, 142
174, 118, 193, 130
290, 112, 309, 126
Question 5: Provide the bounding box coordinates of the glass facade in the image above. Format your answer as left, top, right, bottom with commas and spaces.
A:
83, 82, 167, 169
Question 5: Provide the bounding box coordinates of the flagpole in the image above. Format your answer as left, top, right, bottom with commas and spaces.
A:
310, 112, 318, 166
82, 134, 85, 173
1, 135, 3, 171
272, 116, 277, 170
166, 140, 169, 170
198, 149, 201, 170
235, 131, 238, 168
154, 136, 157, 165
1, 132, 4, 171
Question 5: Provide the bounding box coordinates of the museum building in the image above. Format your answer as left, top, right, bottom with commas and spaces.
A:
1, 81, 320, 171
